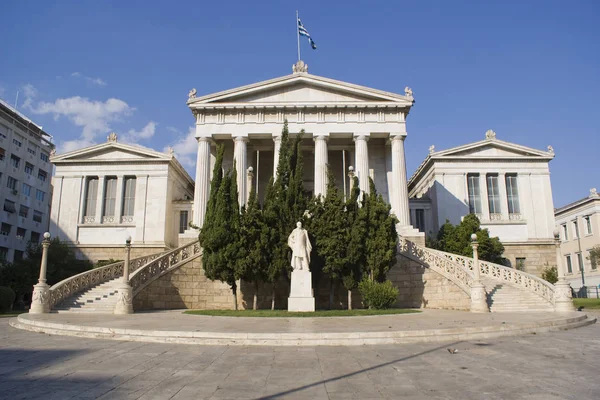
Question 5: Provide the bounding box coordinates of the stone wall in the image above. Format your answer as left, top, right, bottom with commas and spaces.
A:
503, 242, 555, 277
72, 246, 167, 264
133, 252, 471, 311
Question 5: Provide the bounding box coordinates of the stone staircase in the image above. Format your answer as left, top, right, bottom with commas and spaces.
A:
53, 278, 123, 314
484, 280, 554, 312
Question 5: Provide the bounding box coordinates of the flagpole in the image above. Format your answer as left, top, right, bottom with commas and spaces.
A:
296, 10, 301, 61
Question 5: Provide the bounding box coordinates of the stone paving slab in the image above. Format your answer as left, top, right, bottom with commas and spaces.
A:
9, 309, 596, 346
2, 314, 600, 399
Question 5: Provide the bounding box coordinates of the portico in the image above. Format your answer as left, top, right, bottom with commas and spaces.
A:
188, 61, 421, 237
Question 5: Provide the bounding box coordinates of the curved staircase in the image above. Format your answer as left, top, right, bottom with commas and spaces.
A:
49, 241, 201, 313
398, 237, 557, 312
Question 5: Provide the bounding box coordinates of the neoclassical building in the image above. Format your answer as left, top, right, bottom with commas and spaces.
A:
408, 130, 557, 275
187, 61, 422, 239
49, 134, 194, 262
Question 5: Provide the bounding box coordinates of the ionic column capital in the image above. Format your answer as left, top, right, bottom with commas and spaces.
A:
353, 134, 370, 142
390, 133, 407, 142
233, 136, 249, 143
196, 136, 212, 143
272, 135, 282, 144
313, 135, 329, 142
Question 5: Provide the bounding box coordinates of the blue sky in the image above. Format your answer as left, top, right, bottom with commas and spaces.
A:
1, 0, 598, 207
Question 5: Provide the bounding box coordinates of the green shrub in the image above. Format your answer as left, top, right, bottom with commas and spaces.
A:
541, 265, 558, 284
358, 279, 399, 309
0, 286, 16, 313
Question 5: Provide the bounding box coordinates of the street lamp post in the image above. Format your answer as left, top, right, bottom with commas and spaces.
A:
470, 233, 489, 313
30, 232, 51, 314
553, 229, 575, 312
114, 236, 133, 314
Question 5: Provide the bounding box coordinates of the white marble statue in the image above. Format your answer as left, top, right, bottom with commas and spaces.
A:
287, 221, 312, 271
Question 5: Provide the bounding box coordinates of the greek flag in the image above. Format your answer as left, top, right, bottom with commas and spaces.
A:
298, 18, 317, 50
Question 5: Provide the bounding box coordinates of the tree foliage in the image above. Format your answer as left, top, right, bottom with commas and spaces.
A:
588, 246, 600, 270
0, 239, 93, 308
541, 265, 558, 284
429, 214, 505, 264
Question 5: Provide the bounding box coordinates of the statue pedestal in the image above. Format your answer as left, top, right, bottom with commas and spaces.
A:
288, 269, 315, 312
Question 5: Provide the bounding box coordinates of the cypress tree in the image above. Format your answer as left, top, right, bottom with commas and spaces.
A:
314, 170, 347, 309
199, 143, 225, 244
342, 175, 364, 309
238, 187, 269, 310
361, 178, 399, 282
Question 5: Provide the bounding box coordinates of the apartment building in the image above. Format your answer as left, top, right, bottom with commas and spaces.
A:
555, 188, 600, 291
0, 99, 55, 263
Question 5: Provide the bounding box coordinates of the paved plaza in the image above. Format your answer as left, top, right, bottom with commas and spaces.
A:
1, 312, 600, 399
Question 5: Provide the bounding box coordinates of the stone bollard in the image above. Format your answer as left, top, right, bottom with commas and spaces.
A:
552, 229, 575, 312
470, 233, 490, 313
30, 232, 51, 314
114, 236, 134, 314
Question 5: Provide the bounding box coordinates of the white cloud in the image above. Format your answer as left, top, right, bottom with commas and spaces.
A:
29, 94, 134, 152
120, 121, 157, 144
165, 126, 196, 168
71, 71, 107, 86
21, 83, 38, 110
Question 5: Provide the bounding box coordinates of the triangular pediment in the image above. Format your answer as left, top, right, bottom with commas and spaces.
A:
188, 73, 414, 107
52, 141, 171, 164
433, 139, 554, 160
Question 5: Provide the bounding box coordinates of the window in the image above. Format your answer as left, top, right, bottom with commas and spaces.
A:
584, 216, 592, 235
22, 183, 32, 196
36, 190, 45, 202
562, 224, 568, 241
16, 227, 26, 239
122, 177, 136, 216
25, 162, 34, 175
27, 147, 36, 155
566, 255, 573, 274
486, 174, 501, 214
30, 231, 40, 244
572, 220, 579, 239
179, 210, 189, 234
415, 209, 425, 232
38, 170, 47, 182
577, 252, 584, 273
0, 223, 11, 236
19, 205, 29, 218
3, 200, 16, 213
467, 174, 482, 214
0, 247, 8, 261
13, 138, 22, 147
103, 177, 118, 217
505, 174, 520, 214
84, 177, 99, 217
13, 250, 23, 262
40, 152, 49, 162
515, 258, 526, 271
33, 210, 43, 223
10, 154, 20, 168
0, 147, 5, 161
7, 176, 17, 190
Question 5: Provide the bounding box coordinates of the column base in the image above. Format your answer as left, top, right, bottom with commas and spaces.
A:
470, 282, 490, 313
114, 282, 134, 315
29, 283, 50, 314
554, 280, 575, 313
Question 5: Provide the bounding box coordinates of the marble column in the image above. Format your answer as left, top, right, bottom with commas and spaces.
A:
273, 135, 282, 179
354, 135, 370, 195
314, 135, 328, 197
390, 135, 410, 227
192, 137, 211, 228
233, 136, 249, 207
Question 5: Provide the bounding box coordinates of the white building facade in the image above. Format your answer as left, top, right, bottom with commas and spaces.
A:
555, 189, 600, 293
408, 130, 557, 275
0, 99, 55, 263
187, 61, 421, 239
49, 133, 194, 263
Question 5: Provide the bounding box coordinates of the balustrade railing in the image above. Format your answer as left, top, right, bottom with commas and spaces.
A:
130, 241, 201, 295
431, 249, 555, 304
397, 237, 473, 294
48, 252, 163, 309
